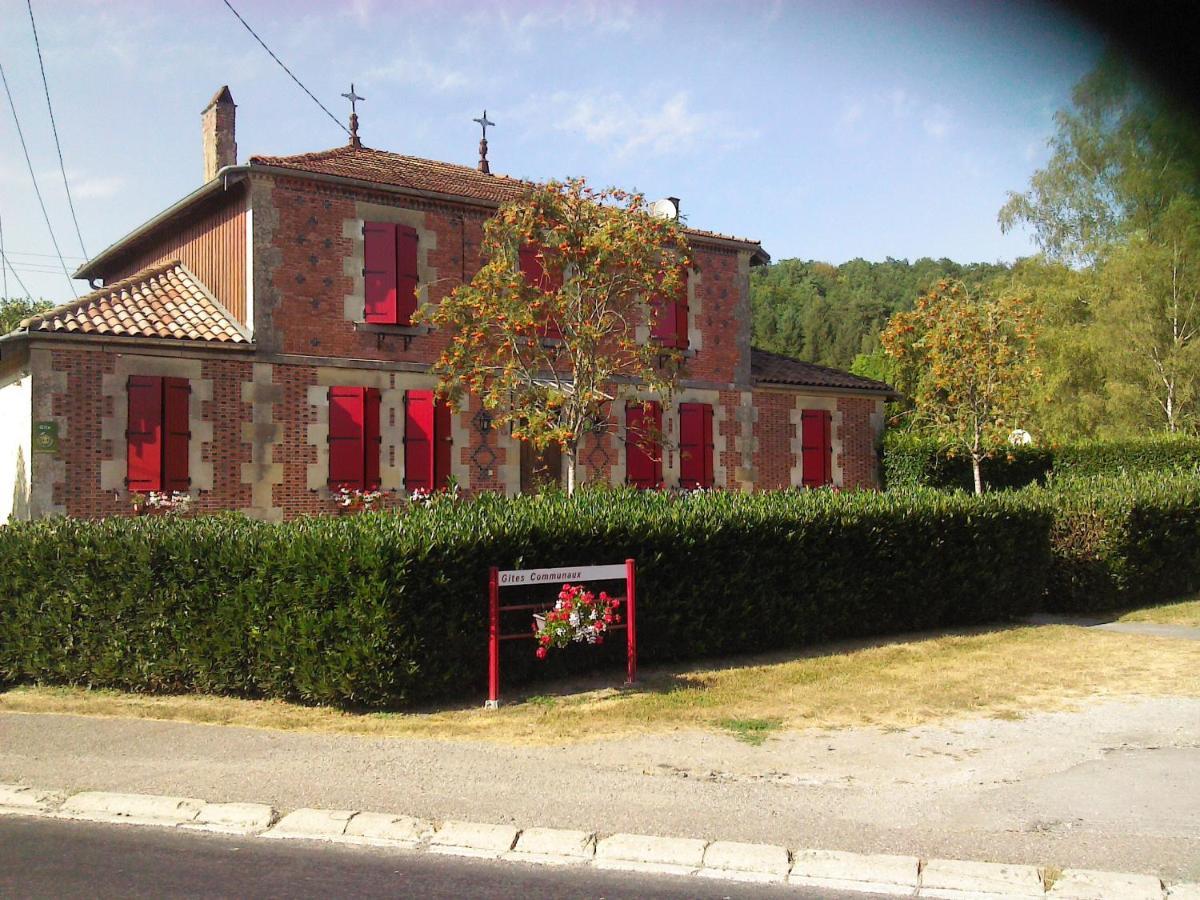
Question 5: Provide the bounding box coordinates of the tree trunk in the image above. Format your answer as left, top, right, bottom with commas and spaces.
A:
972, 454, 984, 496
566, 448, 578, 496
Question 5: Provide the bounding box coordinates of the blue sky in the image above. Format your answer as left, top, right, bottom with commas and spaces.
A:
0, 0, 1103, 303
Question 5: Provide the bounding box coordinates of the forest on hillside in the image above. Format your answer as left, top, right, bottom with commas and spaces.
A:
750, 257, 1010, 371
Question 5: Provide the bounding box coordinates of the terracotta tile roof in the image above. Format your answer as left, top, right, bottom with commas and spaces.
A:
751, 347, 897, 395
20, 260, 249, 344
249, 144, 765, 252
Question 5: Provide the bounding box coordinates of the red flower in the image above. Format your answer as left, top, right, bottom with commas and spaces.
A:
536, 647, 548, 659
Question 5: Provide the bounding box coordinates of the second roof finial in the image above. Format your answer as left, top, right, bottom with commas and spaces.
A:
473, 109, 495, 174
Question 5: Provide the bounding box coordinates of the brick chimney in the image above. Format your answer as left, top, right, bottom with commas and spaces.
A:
202, 86, 237, 182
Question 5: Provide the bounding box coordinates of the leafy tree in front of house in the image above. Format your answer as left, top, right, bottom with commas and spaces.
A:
418, 178, 690, 493
880, 281, 1042, 494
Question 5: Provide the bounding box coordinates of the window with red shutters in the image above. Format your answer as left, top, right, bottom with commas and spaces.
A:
519, 245, 563, 338
162, 377, 191, 492
801, 408, 833, 487
127, 375, 163, 491
328, 387, 381, 490
396, 225, 419, 325
625, 400, 662, 489
363, 222, 420, 325
678, 402, 714, 489
404, 390, 453, 493
127, 375, 191, 493
651, 266, 689, 350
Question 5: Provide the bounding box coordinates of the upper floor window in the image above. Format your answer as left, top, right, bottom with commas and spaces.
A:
363, 222, 419, 326
127, 375, 190, 492
651, 265, 689, 351
519, 245, 563, 338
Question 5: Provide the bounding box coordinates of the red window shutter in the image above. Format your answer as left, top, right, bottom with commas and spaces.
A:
396, 225, 419, 326
404, 390, 435, 492
364, 222, 398, 324
701, 402, 714, 487
678, 403, 713, 489
625, 401, 662, 489
433, 398, 453, 490
802, 409, 833, 487
363, 388, 382, 490
161, 377, 191, 492
520, 245, 562, 338
674, 267, 690, 350
329, 387, 367, 489
127, 375, 163, 491
651, 266, 688, 349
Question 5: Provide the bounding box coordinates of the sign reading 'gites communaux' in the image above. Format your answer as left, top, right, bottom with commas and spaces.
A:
497, 564, 629, 588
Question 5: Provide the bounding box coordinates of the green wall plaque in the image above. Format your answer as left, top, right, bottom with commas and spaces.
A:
33, 421, 59, 454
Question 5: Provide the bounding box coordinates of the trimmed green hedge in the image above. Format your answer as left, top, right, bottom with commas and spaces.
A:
1042, 473, 1200, 612
883, 433, 1200, 492
3, 477, 1196, 708
0, 489, 1052, 708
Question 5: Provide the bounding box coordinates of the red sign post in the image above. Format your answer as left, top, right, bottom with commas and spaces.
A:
486, 559, 638, 708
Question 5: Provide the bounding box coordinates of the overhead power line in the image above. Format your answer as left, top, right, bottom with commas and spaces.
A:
0, 214, 34, 300
26, 0, 87, 259
220, 0, 350, 137
0, 59, 77, 298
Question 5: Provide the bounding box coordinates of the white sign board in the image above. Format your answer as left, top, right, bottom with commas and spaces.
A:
497, 564, 627, 588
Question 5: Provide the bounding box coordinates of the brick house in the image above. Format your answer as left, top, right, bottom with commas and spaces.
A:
0, 87, 894, 522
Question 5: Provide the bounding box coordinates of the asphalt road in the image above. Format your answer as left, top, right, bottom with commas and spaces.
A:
0, 817, 876, 900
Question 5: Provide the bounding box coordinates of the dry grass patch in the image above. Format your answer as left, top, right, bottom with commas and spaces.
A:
1118, 595, 1200, 627
3, 624, 1198, 745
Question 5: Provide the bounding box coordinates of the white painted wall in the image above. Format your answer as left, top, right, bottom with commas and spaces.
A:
0, 368, 33, 522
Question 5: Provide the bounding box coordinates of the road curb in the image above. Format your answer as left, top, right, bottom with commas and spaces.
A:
0, 782, 1191, 897
0, 784, 63, 816
57, 791, 205, 828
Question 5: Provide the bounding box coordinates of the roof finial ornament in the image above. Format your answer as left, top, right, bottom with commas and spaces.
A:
473, 109, 495, 174
341, 83, 365, 149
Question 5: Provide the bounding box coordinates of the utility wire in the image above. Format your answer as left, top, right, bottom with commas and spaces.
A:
0, 212, 34, 300
220, 0, 350, 136
0, 60, 77, 298
26, 0, 86, 259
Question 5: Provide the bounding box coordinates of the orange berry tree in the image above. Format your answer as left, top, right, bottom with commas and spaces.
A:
881, 280, 1042, 494
417, 177, 691, 493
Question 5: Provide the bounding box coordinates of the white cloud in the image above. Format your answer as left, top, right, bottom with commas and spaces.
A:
887, 88, 915, 119
367, 53, 469, 93
922, 104, 953, 140
838, 101, 865, 131
72, 175, 125, 200
522, 90, 757, 159
464, 1, 648, 53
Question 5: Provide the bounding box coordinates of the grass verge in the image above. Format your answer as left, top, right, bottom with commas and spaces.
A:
3, 623, 1198, 745
1118, 595, 1200, 628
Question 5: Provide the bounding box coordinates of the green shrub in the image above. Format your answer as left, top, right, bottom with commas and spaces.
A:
1053, 436, 1200, 480
882, 433, 1053, 491
1041, 473, 1200, 612
883, 433, 1200, 491
0, 489, 1052, 708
